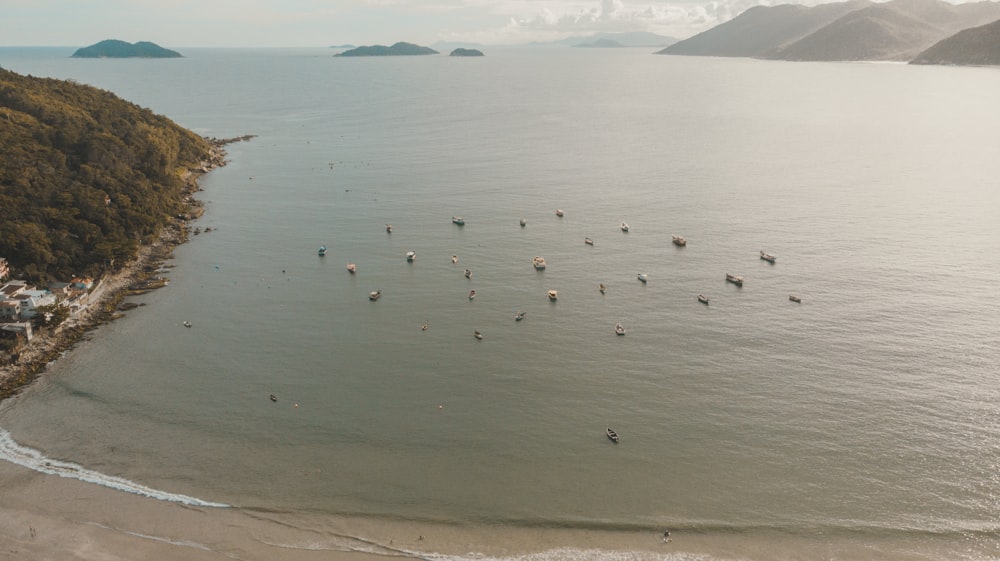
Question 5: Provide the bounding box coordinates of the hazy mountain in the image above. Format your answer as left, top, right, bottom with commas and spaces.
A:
539, 32, 677, 47
334, 42, 438, 57
910, 17, 1000, 64
658, 0, 1000, 61
71, 40, 182, 58
574, 39, 627, 48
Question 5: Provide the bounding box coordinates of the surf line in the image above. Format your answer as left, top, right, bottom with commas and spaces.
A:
0, 429, 229, 508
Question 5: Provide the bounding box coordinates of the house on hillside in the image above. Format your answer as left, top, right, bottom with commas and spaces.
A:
0, 300, 21, 322
71, 277, 94, 290
0, 258, 8, 281
15, 289, 57, 320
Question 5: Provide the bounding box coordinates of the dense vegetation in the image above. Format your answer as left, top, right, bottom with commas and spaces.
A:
0, 67, 212, 282
72, 39, 183, 58
335, 42, 438, 56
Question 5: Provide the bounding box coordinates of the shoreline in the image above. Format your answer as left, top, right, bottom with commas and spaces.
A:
0, 136, 248, 402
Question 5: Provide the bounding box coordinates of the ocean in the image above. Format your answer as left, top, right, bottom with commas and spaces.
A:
1, 46, 999, 560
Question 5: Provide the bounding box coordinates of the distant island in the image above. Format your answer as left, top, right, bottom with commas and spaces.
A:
574, 39, 626, 48
657, 0, 1000, 64
536, 32, 677, 48
449, 48, 484, 57
910, 18, 1000, 65
335, 42, 438, 57
72, 39, 182, 58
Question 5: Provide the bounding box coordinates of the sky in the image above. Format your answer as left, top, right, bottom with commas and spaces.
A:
2, 0, 810, 48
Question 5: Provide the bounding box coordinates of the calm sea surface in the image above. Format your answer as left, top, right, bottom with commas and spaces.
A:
2, 47, 1000, 560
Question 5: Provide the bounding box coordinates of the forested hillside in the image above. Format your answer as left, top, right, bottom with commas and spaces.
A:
0, 67, 212, 282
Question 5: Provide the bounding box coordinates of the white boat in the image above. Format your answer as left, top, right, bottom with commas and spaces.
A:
615, 323, 625, 336
599, 283, 606, 294
406, 251, 416, 262
183, 321, 192, 328
607, 427, 620, 443
584, 237, 594, 245
698, 294, 709, 304
346, 263, 356, 273
318, 246, 327, 256
621, 222, 630, 232
385, 224, 392, 233
760, 251, 777, 263
547, 290, 558, 301
474, 330, 483, 340
520, 219, 526, 227
555, 209, 564, 217
451, 255, 458, 263
789, 295, 802, 303
672, 235, 686, 247
452, 216, 465, 226
637, 273, 648, 283
369, 290, 381, 301
726, 273, 744, 286
468, 290, 476, 300
515, 311, 526, 321
532, 256, 547, 270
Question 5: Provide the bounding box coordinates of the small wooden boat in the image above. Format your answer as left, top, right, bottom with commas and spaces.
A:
532, 256, 547, 270
599, 283, 606, 294
672, 235, 686, 247
464, 268, 472, 279
726, 273, 744, 286
621, 222, 630, 232
385, 224, 392, 233
318, 246, 327, 256
555, 209, 564, 217
615, 323, 625, 336
638, 273, 648, 283
183, 321, 192, 328
452, 216, 465, 226
468, 290, 476, 300
607, 427, 620, 443
514, 311, 526, 321
346, 263, 356, 273
789, 295, 802, 303
369, 290, 381, 301
474, 330, 483, 340
760, 251, 777, 263
451, 255, 458, 264
520, 219, 526, 227
584, 237, 594, 245
547, 290, 558, 301
698, 294, 709, 304
422, 323, 429, 331
406, 251, 416, 262
269, 394, 277, 402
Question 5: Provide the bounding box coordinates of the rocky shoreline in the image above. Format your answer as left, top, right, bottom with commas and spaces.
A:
0, 135, 252, 401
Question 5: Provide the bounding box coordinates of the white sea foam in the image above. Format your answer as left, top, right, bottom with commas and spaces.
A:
0, 429, 228, 508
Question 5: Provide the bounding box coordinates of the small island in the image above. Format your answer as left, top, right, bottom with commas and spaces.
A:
72, 39, 182, 58
449, 48, 484, 57
335, 42, 438, 57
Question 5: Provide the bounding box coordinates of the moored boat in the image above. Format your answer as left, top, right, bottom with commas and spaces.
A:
555, 209, 564, 217
532, 256, 547, 270
621, 222, 630, 232
464, 268, 472, 279
672, 235, 686, 247
615, 323, 625, 336
369, 290, 381, 301
547, 289, 558, 301
760, 250, 777, 263
585, 237, 594, 245
599, 283, 606, 294
726, 273, 743, 286
607, 427, 620, 443
468, 290, 476, 300
406, 251, 416, 262
346, 263, 356, 273
789, 295, 802, 303
452, 216, 465, 226
474, 330, 483, 340
515, 311, 526, 321
318, 246, 327, 256
637, 273, 648, 283
183, 321, 192, 328
385, 224, 392, 233
520, 218, 526, 227
451, 255, 458, 263
698, 294, 709, 304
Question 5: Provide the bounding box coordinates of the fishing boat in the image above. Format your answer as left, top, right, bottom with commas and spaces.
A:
452, 216, 465, 226
584, 237, 594, 245
555, 209, 564, 217
515, 311, 526, 321
698, 294, 709, 304
474, 330, 483, 340
672, 235, 686, 247
606, 427, 620, 443
726, 273, 744, 286
547, 290, 558, 301
346, 263, 356, 273
406, 251, 416, 262
621, 222, 630, 232
369, 290, 381, 301
599, 283, 606, 294
468, 290, 476, 300
789, 295, 802, 303
615, 323, 625, 336
318, 246, 327, 256
532, 256, 547, 270
760, 251, 777, 263
465, 268, 472, 279
638, 273, 648, 283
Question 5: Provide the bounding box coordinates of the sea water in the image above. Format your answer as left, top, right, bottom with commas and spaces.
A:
1, 46, 999, 560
